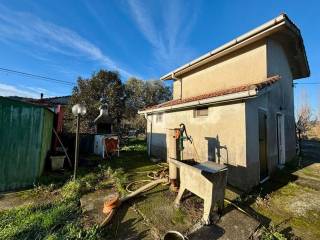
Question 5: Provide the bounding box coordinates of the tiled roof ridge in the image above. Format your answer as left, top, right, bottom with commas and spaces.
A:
144, 75, 280, 110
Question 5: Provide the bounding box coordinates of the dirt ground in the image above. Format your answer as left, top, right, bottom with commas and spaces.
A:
103, 140, 320, 240
79, 166, 260, 240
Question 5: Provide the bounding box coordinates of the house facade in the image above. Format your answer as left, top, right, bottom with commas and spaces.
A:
139, 14, 309, 191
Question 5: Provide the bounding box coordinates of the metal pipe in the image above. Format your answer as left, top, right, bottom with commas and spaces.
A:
144, 113, 152, 157
73, 115, 80, 180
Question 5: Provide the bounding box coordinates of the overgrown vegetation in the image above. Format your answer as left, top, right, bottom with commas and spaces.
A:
121, 142, 147, 152
1, 139, 320, 239
0, 139, 199, 239
0, 149, 131, 239
260, 223, 287, 240
0, 180, 99, 240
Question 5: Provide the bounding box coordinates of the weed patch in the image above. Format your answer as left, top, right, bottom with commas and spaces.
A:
0, 139, 146, 239
121, 143, 147, 152
260, 223, 287, 240
251, 149, 320, 240
0, 167, 128, 240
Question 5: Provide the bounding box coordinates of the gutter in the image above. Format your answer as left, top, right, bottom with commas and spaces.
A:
161, 14, 291, 80
139, 88, 258, 115
138, 83, 276, 115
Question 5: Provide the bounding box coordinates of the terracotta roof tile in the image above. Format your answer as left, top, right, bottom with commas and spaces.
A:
144, 75, 280, 110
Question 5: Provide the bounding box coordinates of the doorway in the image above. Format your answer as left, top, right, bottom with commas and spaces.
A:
259, 110, 268, 181
276, 113, 286, 166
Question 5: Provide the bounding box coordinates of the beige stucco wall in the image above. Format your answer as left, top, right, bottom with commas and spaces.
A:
173, 40, 267, 100
146, 38, 296, 191
245, 38, 295, 184
147, 102, 251, 190
173, 80, 182, 99
267, 38, 296, 162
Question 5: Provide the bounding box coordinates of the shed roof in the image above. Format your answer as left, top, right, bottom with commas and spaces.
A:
161, 14, 309, 81
7, 95, 71, 107
140, 75, 280, 114
1, 96, 54, 112
33, 95, 71, 106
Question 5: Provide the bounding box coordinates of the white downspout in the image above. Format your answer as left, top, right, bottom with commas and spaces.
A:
144, 113, 152, 158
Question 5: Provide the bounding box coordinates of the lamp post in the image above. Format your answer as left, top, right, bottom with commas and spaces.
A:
72, 103, 87, 180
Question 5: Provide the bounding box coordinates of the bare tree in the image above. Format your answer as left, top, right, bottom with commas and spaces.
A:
296, 90, 312, 137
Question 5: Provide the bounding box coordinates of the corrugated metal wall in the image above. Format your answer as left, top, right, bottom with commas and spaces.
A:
0, 97, 54, 191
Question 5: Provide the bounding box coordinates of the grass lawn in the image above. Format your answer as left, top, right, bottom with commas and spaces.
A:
0, 139, 199, 240
0, 139, 319, 239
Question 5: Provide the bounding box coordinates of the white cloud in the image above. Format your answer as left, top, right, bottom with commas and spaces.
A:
127, 0, 200, 71
0, 4, 133, 78
0, 83, 43, 98
24, 86, 51, 94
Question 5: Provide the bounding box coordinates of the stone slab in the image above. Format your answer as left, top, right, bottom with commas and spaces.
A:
188, 208, 260, 240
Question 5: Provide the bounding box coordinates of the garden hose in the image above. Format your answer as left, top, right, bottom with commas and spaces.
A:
223, 198, 251, 216
125, 163, 169, 193
121, 153, 250, 217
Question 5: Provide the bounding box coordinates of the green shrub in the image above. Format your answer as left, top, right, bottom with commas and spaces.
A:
260, 224, 287, 240
121, 143, 147, 152
60, 181, 81, 201
102, 167, 127, 195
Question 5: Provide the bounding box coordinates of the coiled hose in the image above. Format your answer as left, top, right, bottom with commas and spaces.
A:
125, 162, 169, 193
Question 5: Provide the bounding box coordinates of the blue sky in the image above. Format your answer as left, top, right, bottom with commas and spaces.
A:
0, 0, 319, 114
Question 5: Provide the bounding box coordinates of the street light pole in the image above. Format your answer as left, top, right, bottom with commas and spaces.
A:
73, 114, 80, 180
72, 103, 87, 181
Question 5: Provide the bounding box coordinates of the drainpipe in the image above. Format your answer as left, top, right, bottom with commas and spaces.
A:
144, 113, 152, 158
171, 73, 182, 100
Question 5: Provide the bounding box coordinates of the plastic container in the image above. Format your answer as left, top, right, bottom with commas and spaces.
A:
163, 231, 186, 240
50, 156, 65, 171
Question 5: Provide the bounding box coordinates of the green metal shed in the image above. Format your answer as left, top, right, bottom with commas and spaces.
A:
0, 97, 54, 191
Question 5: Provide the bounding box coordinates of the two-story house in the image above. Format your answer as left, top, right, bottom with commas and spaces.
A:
139, 14, 309, 191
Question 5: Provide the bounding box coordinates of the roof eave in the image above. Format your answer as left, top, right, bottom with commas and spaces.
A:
139, 79, 279, 114
138, 88, 258, 114
161, 14, 309, 81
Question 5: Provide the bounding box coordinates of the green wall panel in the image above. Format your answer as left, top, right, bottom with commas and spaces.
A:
0, 97, 54, 191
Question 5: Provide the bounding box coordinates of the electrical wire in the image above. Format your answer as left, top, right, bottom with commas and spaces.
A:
294, 82, 320, 85
0, 67, 75, 86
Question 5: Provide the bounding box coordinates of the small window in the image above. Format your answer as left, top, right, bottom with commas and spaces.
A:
156, 113, 163, 122
194, 107, 208, 117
